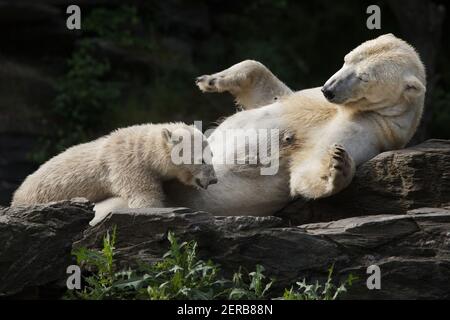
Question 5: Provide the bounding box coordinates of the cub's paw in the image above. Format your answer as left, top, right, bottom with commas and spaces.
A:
322, 144, 355, 193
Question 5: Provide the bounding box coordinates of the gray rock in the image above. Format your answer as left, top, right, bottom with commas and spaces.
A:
77, 207, 450, 299
277, 139, 450, 225
0, 199, 93, 296
2, 139, 450, 299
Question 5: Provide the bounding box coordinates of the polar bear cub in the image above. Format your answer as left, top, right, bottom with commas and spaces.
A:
11, 123, 217, 208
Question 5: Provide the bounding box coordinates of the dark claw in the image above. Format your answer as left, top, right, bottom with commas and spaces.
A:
333, 165, 343, 171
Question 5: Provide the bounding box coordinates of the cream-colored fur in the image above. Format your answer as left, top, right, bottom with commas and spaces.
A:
12, 123, 217, 210
90, 197, 128, 226
96, 34, 426, 219
196, 60, 293, 109
195, 33, 425, 199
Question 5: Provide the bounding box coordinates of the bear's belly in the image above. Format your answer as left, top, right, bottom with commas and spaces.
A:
164, 102, 292, 216
163, 165, 290, 216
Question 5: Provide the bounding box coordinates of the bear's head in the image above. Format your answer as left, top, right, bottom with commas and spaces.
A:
321, 34, 426, 112
162, 125, 217, 190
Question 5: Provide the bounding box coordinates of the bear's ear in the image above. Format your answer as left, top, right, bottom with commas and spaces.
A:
383, 33, 395, 38
162, 128, 172, 144
403, 75, 426, 100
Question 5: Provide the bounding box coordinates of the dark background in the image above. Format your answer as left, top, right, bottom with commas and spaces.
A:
0, 0, 448, 206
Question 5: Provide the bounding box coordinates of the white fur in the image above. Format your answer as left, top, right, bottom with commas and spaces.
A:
94, 34, 426, 220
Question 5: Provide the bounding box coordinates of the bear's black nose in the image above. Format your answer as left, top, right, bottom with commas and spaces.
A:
321, 87, 335, 100
209, 177, 218, 185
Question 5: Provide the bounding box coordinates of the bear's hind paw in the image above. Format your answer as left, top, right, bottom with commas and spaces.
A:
323, 144, 355, 193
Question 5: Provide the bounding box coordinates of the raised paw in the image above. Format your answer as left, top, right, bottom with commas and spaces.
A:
195, 74, 224, 93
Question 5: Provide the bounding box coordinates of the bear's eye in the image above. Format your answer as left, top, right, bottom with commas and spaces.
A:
357, 73, 369, 82
282, 133, 295, 144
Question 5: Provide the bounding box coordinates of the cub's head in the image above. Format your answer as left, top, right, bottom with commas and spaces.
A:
162, 125, 217, 190
321, 34, 426, 111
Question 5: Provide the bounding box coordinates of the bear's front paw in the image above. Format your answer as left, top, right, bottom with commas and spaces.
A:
196, 74, 223, 92
322, 144, 355, 194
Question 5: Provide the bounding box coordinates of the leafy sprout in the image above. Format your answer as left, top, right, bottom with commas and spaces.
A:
69, 229, 354, 300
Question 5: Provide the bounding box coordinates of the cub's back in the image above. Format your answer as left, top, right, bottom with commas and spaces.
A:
12, 137, 109, 205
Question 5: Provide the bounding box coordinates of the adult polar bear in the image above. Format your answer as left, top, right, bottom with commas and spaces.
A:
94, 34, 426, 219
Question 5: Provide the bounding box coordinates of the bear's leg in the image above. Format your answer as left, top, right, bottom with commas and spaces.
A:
91, 197, 129, 226
128, 194, 164, 208
110, 170, 166, 208
124, 181, 166, 208
290, 144, 356, 199
196, 60, 293, 110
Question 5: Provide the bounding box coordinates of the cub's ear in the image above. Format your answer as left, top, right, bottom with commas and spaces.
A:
404, 75, 426, 100
162, 128, 172, 144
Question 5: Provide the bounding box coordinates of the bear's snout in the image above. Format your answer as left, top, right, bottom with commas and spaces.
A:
321, 86, 335, 101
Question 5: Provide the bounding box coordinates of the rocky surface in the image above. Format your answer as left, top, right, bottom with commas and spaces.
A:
1, 139, 450, 299
0, 199, 93, 297
78, 206, 450, 299
277, 139, 450, 225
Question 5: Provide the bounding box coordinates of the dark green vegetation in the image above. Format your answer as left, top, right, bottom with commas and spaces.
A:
34, 1, 450, 160
0, 1, 448, 205
68, 229, 355, 300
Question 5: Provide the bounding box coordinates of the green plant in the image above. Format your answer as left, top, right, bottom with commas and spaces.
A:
68, 229, 354, 300
83, 6, 141, 47
228, 265, 273, 300
279, 265, 357, 300
67, 227, 117, 299
143, 231, 228, 300
69, 230, 229, 300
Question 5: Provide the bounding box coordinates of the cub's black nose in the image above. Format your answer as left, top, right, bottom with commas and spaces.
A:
209, 178, 218, 185
321, 87, 335, 100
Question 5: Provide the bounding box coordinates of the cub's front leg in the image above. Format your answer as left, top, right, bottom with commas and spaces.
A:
196, 60, 292, 110
127, 193, 164, 208
290, 144, 356, 199
110, 169, 166, 208
124, 178, 165, 208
